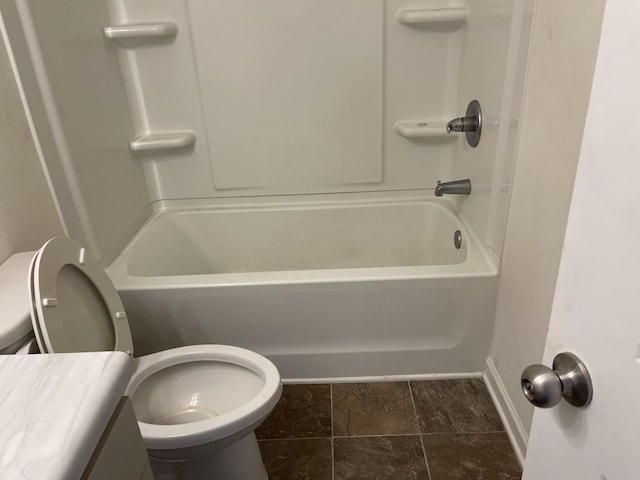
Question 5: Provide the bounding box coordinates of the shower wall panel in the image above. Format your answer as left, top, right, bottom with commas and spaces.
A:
2, 0, 534, 262
190, 0, 384, 190
110, 0, 468, 199
454, 0, 535, 258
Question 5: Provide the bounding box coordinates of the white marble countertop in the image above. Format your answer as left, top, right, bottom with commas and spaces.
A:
0, 352, 134, 479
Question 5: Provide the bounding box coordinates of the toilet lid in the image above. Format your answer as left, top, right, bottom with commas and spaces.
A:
30, 237, 134, 355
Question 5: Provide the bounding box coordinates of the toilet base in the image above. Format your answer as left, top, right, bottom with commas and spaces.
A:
149, 432, 268, 480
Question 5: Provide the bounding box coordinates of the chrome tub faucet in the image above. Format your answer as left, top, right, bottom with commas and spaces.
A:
434, 179, 472, 197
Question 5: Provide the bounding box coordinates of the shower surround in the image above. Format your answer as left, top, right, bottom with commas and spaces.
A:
1, 0, 534, 379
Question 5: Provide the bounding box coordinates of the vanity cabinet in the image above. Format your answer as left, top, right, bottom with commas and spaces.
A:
82, 397, 153, 480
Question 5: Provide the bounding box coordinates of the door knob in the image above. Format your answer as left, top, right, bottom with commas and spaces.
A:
520, 352, 593, 408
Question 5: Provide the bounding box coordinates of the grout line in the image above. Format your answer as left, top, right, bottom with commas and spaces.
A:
420, 430, 508, 436
259, 432, 442, 441
330, 383, 335, 480
407, 380, 421, 433
409, 381, 432, 480
419, 433, 432, 480
259, 433, 435, 442
334, 433, 425, 439
330, 383, 334, 437
257, 436, 333, 442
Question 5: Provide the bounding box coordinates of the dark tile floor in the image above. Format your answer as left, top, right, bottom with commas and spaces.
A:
256, 379, 521, 480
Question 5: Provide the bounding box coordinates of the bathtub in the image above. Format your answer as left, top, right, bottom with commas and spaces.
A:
107, 195, 499, 381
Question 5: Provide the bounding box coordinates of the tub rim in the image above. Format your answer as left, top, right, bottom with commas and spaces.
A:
107, 194, 499, 290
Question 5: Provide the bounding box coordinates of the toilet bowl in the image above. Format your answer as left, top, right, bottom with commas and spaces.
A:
0, 238, 282, 480
128, 345, 280, 479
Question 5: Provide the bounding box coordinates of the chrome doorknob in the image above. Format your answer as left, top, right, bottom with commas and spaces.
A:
520, 352, 593, 408
520, 364, 563, 408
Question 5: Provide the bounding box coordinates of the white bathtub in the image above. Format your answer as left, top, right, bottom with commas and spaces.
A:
107, 196, 499, 380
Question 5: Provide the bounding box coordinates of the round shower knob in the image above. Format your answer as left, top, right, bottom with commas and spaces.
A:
520, 352, 593, 408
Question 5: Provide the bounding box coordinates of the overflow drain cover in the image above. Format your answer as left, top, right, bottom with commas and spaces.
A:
454, 230, 462, 249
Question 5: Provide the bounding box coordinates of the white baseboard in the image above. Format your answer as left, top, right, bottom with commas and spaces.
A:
283, 371, 483, 384
483, 358, 528, 467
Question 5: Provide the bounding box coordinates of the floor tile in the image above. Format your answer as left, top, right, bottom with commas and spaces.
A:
411, 379, 504, 433
334, 436, 429, 480
259, 438, 332, 480
423, 432, 521, 480
333, 382, 418, 436
256, 384, 332, 439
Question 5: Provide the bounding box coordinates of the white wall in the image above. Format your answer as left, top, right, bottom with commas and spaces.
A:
1, 0, 151, 263
0, 32, 62, 262
488, 0, 605, 436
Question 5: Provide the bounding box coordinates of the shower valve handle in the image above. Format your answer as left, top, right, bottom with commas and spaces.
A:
446, 100, 482, 147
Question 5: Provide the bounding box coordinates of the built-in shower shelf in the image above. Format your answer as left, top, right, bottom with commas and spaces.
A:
103, 22, 178, 40
396, 8, 469, 25
394, 121, 452, 139
129, 131, 195, 152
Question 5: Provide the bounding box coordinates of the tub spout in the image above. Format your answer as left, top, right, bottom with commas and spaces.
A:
435, 179, 472, 197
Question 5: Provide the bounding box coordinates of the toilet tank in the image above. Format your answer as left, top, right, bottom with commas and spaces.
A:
0, 252, 36, 353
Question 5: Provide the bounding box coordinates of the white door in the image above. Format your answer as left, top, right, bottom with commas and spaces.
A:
522, 1, 640, 478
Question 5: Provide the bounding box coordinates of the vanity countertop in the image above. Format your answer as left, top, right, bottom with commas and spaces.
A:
0, 351, 135, 479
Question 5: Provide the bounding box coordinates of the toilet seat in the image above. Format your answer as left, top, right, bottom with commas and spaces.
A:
28, 249, 48, 353
29, 237, 134, 355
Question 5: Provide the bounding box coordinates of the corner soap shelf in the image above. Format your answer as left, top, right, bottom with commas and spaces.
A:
394, 121, 453, 139
129, 131, 196, 152
103, 22, 178, 40
396, 7, 469, 25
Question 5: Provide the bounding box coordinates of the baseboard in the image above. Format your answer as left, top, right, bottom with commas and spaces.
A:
283, 371, 483, 385
483, 358, 528, 467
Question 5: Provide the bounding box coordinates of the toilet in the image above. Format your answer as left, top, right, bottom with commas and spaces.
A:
0, 237, 282, 480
